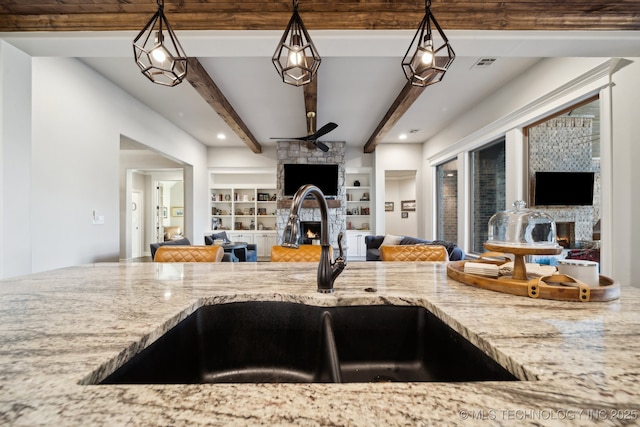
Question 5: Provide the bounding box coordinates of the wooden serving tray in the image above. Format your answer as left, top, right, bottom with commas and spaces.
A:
447, 260, 620, 302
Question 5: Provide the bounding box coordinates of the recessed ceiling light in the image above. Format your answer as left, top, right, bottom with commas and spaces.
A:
399, 134, 408, 140
217, 133, 226, 140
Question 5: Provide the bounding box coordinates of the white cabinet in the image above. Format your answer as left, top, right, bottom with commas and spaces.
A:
254, 233, 278, 259
226, 231, 277, 260
347, 231, 371, 260
345, 169, 372, 232
226, 232, 255, 244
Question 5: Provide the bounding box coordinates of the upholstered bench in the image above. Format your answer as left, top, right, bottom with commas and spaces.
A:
270, 245, 332, 262
379, 244, 448, 262
150, 237, 191, 260
154, 245, 224, 263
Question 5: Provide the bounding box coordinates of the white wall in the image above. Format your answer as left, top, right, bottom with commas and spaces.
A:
384, 176, 417, 237
0, 42, 32, 278
206, 145, 374, 171
207, 146, 277, 168
1, 54, 209, 277
345, 146, 374, 169
610, 59, 640, 287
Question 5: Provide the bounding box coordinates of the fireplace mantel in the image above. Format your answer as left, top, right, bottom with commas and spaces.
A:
277, 199, 342, 209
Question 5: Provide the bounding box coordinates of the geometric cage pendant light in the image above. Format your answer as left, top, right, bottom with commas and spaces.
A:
133, 0, 188, 87
401, 0, 455, 87
272, 0, 321, 86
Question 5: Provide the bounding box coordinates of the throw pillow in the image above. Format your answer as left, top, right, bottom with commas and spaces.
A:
380, 234, 404, 246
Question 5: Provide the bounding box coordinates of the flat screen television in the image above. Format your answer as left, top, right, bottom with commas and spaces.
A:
534, 171, 595, 206
283, 163, 339, 197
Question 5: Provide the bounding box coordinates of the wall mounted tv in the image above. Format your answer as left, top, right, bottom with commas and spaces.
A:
283, 163, 339, 197
534, 171, 595, 206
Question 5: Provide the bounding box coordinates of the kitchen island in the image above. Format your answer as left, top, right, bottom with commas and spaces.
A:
1, 261, 639, 426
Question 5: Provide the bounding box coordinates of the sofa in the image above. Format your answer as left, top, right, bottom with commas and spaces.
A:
204, 231, 258, 262
365, 235, 465, 261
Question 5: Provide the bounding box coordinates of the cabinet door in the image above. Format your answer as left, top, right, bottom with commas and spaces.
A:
347, 232, 371, 258
255, 233, 278, 257
227, 233, 254, 244
347, 233, 361, 258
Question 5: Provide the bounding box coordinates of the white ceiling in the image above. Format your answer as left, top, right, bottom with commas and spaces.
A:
3, 29, 640, 151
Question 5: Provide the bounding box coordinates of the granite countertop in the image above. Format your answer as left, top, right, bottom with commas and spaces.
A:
1, 261, 639, 426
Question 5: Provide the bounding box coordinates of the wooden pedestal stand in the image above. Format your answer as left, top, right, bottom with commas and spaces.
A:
446, 243, 620, 302
483, 243, 562, 280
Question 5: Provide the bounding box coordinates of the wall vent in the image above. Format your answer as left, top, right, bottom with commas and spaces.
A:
471, 58, 497, 69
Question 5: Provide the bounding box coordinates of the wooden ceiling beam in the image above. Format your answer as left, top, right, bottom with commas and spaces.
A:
363, 82, 425, 153
185, 57, 262, 154
2, 1, 640, 32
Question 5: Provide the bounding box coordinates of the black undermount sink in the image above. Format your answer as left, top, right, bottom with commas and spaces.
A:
101, 302, 518, 384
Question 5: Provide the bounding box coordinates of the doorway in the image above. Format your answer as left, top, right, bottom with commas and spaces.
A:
156, 179, 185, 243
385, 170, 417, 237
119, 135, 186, 261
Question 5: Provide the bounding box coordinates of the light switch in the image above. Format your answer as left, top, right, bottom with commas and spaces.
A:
92, 210, 105, 225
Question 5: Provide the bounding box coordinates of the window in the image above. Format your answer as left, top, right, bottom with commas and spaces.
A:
470, 138, 506, 253
525, 97, 600, 249
436, 158, 458, 242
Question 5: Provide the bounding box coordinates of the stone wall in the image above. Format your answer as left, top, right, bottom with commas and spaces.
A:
276, 141, 346, 248
528, 116, 600, 245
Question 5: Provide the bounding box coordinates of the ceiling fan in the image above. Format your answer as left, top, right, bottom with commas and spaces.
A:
271, 115, 338, 152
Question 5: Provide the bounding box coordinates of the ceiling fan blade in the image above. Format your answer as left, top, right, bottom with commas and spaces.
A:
314, 141, 330, 152
269, 122, 337, 144
309, 122, 338, 140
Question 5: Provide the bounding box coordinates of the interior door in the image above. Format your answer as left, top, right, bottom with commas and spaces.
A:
156, 183, 164, 243
131, 191, 143, 258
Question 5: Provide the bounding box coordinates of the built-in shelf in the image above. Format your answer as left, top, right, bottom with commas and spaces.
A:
345, 169, 371, 231
210, 186, 277, 231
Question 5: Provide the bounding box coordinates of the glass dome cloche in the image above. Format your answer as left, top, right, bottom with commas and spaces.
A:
487, 200, 560, 249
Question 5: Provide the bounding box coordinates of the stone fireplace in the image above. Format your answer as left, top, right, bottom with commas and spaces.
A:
276, 141, 346, 249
